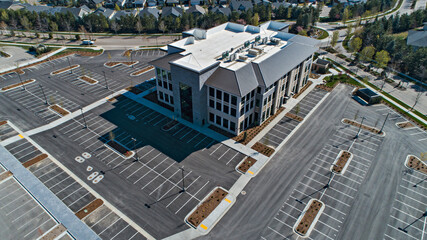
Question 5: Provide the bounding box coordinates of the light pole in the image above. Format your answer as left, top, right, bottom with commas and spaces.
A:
17, 71, 25, 90
179, 167, 185, 193
379, 112, 389, 134
398, 210, 427, 233
132, 138, 139, 162
102, 71, 109, 89
67, 56, 73, 74
39, 84, 48, 104
80, 107, 87, 128
355, 116, 366, 139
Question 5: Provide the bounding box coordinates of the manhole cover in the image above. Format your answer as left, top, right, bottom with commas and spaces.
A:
75, 156, 85, 163
241, 190, 246, 195
87, 166, 93, 171
128, 115, 136, 120
82, 152, 91, 159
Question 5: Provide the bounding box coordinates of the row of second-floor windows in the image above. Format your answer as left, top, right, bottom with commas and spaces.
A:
159, 91, 174, 105
240, 99, 255, 116
263, 94, 273, 106
209, 99, 237, 117
209, 87, 237, 106
156, 68, 172, 81
241, 89, 256, 105
209, 113, 236, 132
157, 79, 173, 91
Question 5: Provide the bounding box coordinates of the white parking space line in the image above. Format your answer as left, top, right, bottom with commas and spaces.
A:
175, 180, 209, 214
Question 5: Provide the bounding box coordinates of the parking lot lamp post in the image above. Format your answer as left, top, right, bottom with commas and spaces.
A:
80, 107, 87, 128
67, 57, 73, 74
355, 116, 366, 139
17, 71, 25, 90
132, 138, 138, 161
180, 167, 185, 193
39, 85, 48, 104
102, 71, 109, 89
380, 112, 389, 134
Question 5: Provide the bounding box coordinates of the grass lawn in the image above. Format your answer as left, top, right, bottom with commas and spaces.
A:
324, 74, 363, 87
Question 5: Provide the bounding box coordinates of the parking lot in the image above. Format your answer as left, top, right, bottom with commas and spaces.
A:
3, 136, 147, 240
260, 96, 385, 240
261, 88, 328, 148
0, 121, 18, 141
0, 49, 162, 129
0, 177, 58, 240
26, 93, 246, 238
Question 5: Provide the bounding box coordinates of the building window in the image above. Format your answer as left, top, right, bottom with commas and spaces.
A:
170, 96, 174, 104
209, 87, 215, 97
241, 96, 245, 104
256, 99, 260, 107
156, 68, 161, 75
216, 90, 222, 100
223, 119, 229, 128
165, 94, 169, 102
231, 96, 237, 105
169, 83, 172, 91
162, 69, 167, 79
158, 79, 162, 87
224, 92, 229, 102
223, 105, 229, 114
216, 102, 221, 111
250, 101, 254, 109
240, 122, 244, 131
168, 72, 171, 81
263, 98, 267, 105
245, 104, 249, 113
268, 95, 272, 102
159, 92, 164, 100
231, 108, 236, 117
216, 115, 221, 125
230, 122, 236, 131
163, 81, 167, 88
209, 113, 214, 122
240, 107, 244, 116
209, 99, 214, 108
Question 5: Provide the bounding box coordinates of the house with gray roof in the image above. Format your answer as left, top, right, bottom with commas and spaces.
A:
407, 23, 427, 48
229, 0, 253, 12
161, 6, 183, 18
186, 5, 206, 16
94, 7, 116, 19
210, 6, 231, 17
139, 7, 160, 19
149, 21, 318, 135
0, 0, 13, 9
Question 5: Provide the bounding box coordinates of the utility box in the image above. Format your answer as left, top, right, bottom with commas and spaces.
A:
355, 88, 382, 105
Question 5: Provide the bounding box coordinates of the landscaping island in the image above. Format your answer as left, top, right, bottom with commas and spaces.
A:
396, 121, 414, 129
332, 150, 353, 174
130, 66, 154, 76
106, 140, 133, 158
406, 155, 427, 174
343, 118, 382, 135
51, 65, 79, 75
1, 79, 35, 92
294, 199, 324, 237
187, 188, 228, 228
252, 142, 275, 157
79, 75, 98, 85
105, 61, 138, 67
238, 157, 257, 173
48, 104, 70, 116
286, 112, 303, 122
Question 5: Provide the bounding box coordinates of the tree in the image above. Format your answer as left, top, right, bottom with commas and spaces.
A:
360, 46, 375, 62
49, 21, 58, 33
0, 21, 7, 35
349, 37, 362, 59
346, 24, 353, 37
374, 50, 391, 69
158, 20, 166, 33
135, 20, 143, 34
295, 104, 300, 116
253, 13, 260, 26
114, 4, 120, 11
331, 31, 339, 48
20, 16, 31, 31
110, 21, 120, 34
342, 7, 349, 25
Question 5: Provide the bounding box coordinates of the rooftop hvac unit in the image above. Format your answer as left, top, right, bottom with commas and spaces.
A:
262, 37, 268, 44
248, 49, 258, 56
270, 37, 281, 45
255, 35, 261, 42
230, 53, 237, 61
238, 55, 248, 61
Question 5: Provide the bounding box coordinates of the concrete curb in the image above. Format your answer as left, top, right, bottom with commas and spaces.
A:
293, 199, 325, 238
0, 79, 36, 93
330, 150, 353, 175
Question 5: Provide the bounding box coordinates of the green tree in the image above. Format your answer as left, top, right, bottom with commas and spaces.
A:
349, 37, 362, 59
49, 21, 58, 32
253, 13, 260, 26
114, 4, 120, 11
374, 50, 391, 69
20, 16, 31, 31
360, 46, 375, 62
331, 31, 339, 48
342, 7, 349, 25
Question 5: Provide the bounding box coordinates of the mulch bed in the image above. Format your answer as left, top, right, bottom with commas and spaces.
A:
238, 157, 257, 173
251, 142, 275, 157
22, 154, 48, 168
406, 155, 427, 174
293, 81, 313, 99
40, 224, 66, 240
162, 120, 178, 131
295, 200, 323, 236
397, 121, 414, 129
75, 199, 104, 219
0, 171, 13, 182
105, 61, 138, 67
107, 140, 133, 157
343, 118, 381, 134
143, 91, 174, 112
80, 75, 97, 84
285, 112, 303, 122
130, 66, 154, 76
52, 64, 79, 75
316, 84, 334, 92
0, 121, 7, 126
49, 104, 70, 116
187, 188, 227, 227
108, 94, 123, 102
126, 86, 143, 95
232, 107, 285, 145
332, 151, 351, 173
1, 79, 35, 91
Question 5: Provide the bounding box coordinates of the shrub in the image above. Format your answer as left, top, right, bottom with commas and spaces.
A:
75, 34, 81, 40
48, 33, 53, 39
